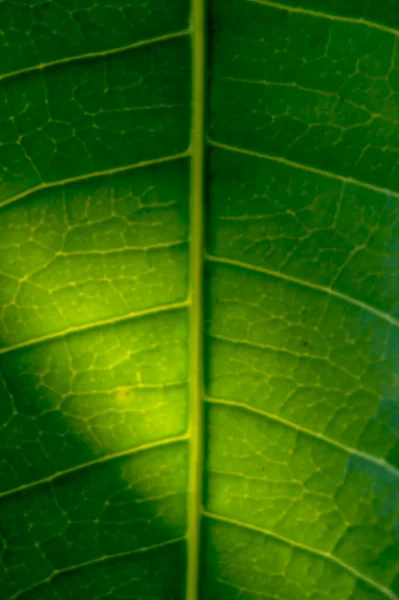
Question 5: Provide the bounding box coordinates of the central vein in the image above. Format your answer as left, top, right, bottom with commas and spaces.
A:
186, 0, 206, 596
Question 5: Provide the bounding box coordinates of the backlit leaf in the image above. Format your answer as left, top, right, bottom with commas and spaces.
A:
0, 1, 398, 599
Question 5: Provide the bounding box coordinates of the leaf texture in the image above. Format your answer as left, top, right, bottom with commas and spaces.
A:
0, 1, 399, 599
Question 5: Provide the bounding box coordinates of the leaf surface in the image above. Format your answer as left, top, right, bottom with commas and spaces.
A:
0, 1, 399, 599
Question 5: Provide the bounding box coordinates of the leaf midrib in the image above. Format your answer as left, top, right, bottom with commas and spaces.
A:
186, 0, 206, 597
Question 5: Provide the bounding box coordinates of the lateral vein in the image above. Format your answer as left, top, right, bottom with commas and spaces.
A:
0, 152, 189, 211
0, 434, 189, 500
0, 300, 189, 356
0, 30, 191, 84
10, 537, 186, 600
205, 396, 399, 480
204, 511, 399, 600
247, 0, 399, 37
205, 254, 399, 329
208, 139, 399, 201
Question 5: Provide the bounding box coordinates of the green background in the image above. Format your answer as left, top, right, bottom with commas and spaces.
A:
0, 0, 399, 598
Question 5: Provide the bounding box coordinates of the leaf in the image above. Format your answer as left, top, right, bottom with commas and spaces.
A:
0, 0, 398, 599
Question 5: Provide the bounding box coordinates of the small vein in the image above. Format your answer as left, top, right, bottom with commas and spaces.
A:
209, 332, 377, 393
0, 30, 191, 84
219, 76, 394, 124
0, 152, 189, 211
0, 300, 189, 356
208, 140, 399, 201
208, 468, 295, 485
210, 332, 322, 360
203, 511, 398, 600
0, 434, 189, 500
205, 396, 399, 480
205, 254, 399, 329
247, 0, 399, 37
214, 577, 283, 598
10, 537, 186, 600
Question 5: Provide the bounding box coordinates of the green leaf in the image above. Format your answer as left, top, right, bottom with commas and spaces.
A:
0, 0, 398, 599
